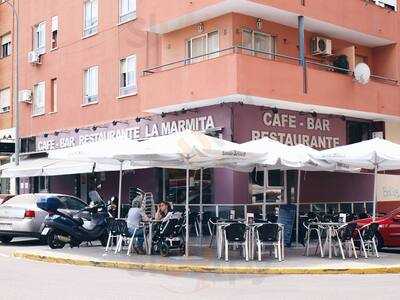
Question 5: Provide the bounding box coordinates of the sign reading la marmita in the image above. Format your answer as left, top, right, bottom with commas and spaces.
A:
37, 115, 216, 151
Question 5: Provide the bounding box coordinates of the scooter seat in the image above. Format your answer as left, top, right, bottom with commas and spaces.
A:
72, 216, 84, 226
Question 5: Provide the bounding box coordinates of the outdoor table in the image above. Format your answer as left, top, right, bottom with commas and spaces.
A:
309, 222, 344, 259
248, 223, 285, 261
142, 219, 162, 255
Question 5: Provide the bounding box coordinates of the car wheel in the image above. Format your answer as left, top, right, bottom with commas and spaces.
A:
0, 236, 13, 244
47, 230, 65, 249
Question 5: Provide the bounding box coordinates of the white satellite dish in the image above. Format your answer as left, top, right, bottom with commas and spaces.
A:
354, 63, 371, 85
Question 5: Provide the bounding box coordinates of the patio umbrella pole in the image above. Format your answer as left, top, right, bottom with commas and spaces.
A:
117, 160, 123, 219
199, 168, 203, 247
185, 166, 190, 257
296, 170, 301, 246
372, 165, 378, 221
262, 167, 267, 220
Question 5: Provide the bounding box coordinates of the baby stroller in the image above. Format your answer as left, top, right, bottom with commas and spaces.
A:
152, 212, 185, 257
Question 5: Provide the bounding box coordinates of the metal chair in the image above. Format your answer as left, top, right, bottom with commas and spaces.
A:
114, 219, 131, 254
255, 223, 282, 262
332, 222, 358, 259
303, 217, 324, 257
105, 218, 118, 252
208, 216, 218, 248
357, 222, 380, 258
223, 223, 249, 262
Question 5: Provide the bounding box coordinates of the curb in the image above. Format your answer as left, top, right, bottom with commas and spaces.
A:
12, 251, 400, 275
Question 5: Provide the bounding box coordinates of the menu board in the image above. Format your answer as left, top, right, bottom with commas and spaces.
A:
277, 204, 296, 247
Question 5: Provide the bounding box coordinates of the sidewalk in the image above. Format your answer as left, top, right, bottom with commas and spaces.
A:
11, 241, 400, 275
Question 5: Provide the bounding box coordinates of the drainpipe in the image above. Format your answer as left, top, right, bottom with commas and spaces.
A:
298, 16, 307, 94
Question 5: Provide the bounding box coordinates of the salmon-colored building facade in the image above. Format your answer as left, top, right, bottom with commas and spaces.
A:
2, 0, 400, 216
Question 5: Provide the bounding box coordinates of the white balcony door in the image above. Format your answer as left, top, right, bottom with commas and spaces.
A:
242, 29, 275, 59
187, 31, 219, 64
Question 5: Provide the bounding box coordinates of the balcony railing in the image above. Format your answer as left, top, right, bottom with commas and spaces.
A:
143, 45, 399, 86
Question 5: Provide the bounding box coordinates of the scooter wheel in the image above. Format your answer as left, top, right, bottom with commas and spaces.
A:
47, 230, 65, 249
159, 243, 169, 257
99, 233, 108, 247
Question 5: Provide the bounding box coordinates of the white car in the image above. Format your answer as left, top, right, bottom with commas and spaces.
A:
0, 193, 87, 244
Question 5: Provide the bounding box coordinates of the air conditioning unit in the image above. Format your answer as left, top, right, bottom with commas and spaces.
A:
28, 51, 41, 64
18, 90, 32, 104
311, 37, 332, 56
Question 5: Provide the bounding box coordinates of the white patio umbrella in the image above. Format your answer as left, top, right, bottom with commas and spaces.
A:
114, 130, 253, 256
318, 138, 400, 219
48, 138, 140, 218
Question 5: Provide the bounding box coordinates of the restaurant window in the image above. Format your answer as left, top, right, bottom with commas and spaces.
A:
186, 30, 219, 64
0, 87, 11, 113
83, 0, 98, 37
119, 0, 136, 23
250, 169, 287, 204
33, 81, 45, 116
347, 120, 372, 144
164, 169, 214, 205
119, 55, 137, 96
0, 33, 11, 58
84, 66, 98, 104
51, 16, 59, 50
50, 78, 58, 113
33, 21, 46, 54
242, 29, 276, 59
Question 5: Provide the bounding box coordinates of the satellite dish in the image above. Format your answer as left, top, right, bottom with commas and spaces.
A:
354, 63, 371, 85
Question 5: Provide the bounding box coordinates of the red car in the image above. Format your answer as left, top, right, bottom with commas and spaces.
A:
357, 207, 400, 250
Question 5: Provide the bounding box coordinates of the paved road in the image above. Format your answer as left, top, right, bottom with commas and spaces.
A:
0, 252, 399, 300
1, 239, 400, 300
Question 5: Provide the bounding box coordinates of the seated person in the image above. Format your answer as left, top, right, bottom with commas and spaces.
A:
155, 200, 173, 221
126, 199, 148, 252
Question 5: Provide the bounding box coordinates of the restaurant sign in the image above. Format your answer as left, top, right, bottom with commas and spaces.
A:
37, 115, 217, 151
235, 106, 347, 149
377, 174, 400, 202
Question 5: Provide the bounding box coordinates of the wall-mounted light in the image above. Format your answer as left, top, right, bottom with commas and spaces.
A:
92, 125, 107, 131
340, 115, 346, 121
310, 111, 317, 118
197, 22, 204, 33
160, 112, 167, 118
54, 130, 69, 136
112, 120, 129, 126
135, 116, 152, 123
256, 18, 262, 30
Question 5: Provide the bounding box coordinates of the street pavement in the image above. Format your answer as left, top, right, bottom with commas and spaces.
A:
1, 239, 400, 300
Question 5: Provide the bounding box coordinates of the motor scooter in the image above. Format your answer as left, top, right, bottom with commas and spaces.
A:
37, 197, 110, 249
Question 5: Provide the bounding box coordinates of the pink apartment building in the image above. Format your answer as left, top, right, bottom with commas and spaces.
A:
1, 0, 400, 217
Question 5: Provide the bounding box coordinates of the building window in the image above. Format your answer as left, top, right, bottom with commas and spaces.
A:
51, 16, 59, 50
119, 0, 136, 23
33, 82, 45, 116
242, 29, 276, 59
119, 55, 137, 96
33, 22, 46, 54
0, 33, 11, 58
83, 0, 98, 37
250, 170, 287, 205
0, 88, 11, 113
186, 30, 219, 64
50, 78, 58, 113
84, 66, 98, 104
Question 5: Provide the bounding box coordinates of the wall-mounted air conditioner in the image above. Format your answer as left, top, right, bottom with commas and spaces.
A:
311, 37, 332, 56
374, 0, 397, 11
28, 51, 41, 64
19, 90, 32, 103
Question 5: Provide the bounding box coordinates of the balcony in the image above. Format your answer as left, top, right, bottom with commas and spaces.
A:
146, 0, 398, 46
140, 46, 400, 120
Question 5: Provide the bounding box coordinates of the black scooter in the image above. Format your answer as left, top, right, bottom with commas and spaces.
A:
37, 197, 110, 249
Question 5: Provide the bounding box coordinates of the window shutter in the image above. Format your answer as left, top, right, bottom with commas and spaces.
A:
51, 16, 59, 32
